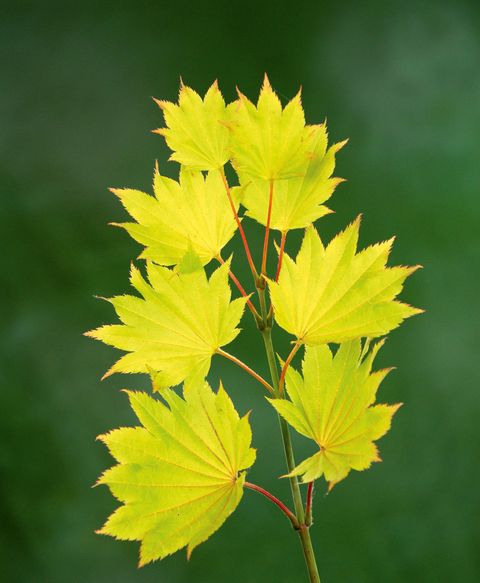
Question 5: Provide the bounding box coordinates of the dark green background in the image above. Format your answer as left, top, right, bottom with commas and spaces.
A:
2, 1, 479, 581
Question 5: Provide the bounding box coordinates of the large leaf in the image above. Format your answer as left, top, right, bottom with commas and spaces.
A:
111, 166, 240, 266
86, 253, 246, 388
97, 381, 256, 565
269, 218, 422, 344
229, 75, 319, 180
239, 126, 346, 231
154, 81, 232, 170
268, 340, 400, 488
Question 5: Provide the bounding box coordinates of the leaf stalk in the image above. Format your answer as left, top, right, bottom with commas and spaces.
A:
261, 179, 274, 275
279, 341, 302, 396
244, 481, 299, 529
216, 348, 274, 395
219, 168, 259, 283
216, 255, 261, 320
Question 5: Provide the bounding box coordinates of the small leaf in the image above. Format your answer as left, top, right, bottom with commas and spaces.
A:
111, 166, 240, 266
268, 340, 400, 488
154, 81, 232, 170
97, 381, 256, 565
229, 75, 319, 180
269, 218, 422, 344
86, 256, 246, 389
239, 127, 346, 231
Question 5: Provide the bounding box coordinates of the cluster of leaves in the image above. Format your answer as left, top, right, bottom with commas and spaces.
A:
88, 76, 421, 566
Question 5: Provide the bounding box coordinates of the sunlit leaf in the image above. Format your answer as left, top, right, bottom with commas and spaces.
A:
229, 75, 319, 180
111, 165, 240, 266
154, 81, 233, 170
268, 340, 400, 488
269, 218, 422, 344
97, 381, 256, 565
86, 253, 246, 388
239, 126, 346, 231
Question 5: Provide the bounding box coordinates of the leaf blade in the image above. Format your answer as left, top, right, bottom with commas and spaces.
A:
86, 258, 246, 389
269, 340, 400, 488
269, 219, 422, 344
97, 382, 256, 565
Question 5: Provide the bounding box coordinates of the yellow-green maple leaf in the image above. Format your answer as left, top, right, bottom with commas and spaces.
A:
229, 75, 319, 180
154, 81, 232, 170
111, 165, 240, 266
97, 381, 256, 565
269, 218, 422, 344
268, 340, 400, 488
86, 254, 246, 388
238, 125, 346, 231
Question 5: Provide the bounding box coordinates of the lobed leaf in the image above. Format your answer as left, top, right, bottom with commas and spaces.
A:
239, 126, 346, 231
154, 81, 233, 170
229, 75, 319, 180
268, 340, 400, 488
268, 218, 422, 344
97, 381, 256, 565
86, 255, 246, 389
111, 165, 240, 266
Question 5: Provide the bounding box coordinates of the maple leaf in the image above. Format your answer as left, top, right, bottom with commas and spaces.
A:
154, 81, 233, 170
268, 340, 400, 488
97, 381, 256, 565
239, 125, 346, 231
268, 218, 422, 344
85, 252, 246, 388
111, 165, 240, 266
229, 75, 319, 180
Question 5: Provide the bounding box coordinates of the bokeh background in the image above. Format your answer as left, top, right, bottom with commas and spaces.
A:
1, 1, 479, 581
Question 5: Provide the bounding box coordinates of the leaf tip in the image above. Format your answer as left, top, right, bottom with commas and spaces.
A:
101, 367, 114, 381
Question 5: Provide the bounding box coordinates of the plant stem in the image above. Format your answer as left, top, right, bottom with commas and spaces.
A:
257, 288, 321, 583
298, 526, 321, 583
216, 348, 274, 395
305, 482, 314, 526
244, 481, 299, 528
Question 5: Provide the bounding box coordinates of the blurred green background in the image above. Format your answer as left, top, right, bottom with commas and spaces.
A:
2, 1, 479, 581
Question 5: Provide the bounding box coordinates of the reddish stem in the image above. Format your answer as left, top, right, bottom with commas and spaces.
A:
216, 348, 274, 395
261, 179, 274, 275
219, 169, 258, 281
245, 481, 299, 528
305, 482, 314, 526
279, 342, 302, 396
216, 256, 260, 319
275, 231, 287, 282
